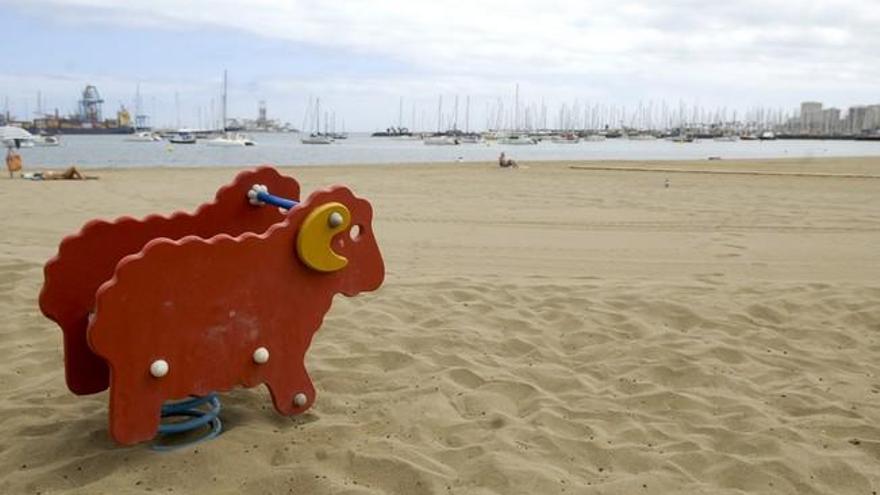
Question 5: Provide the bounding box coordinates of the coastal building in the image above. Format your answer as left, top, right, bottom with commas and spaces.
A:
846, 106, 868, 134
800, 101, 823, 134
821, 108, 841, 134
865, 105, 880, 133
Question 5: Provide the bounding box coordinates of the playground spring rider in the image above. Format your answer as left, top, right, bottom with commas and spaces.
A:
39, 167, 385, 447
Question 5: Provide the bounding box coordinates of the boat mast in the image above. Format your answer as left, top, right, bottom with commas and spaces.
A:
514, 83, 519, 132
453, 95, 459, 131
222, 69, 228, 132
437, 95, 442, 133
465, 95, 470, 134
134, 84, 140, 132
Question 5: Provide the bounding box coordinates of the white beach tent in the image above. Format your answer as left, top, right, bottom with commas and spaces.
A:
1, 126, 34, 148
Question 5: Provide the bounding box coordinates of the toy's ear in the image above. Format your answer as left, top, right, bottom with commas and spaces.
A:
295, 201, 351, 272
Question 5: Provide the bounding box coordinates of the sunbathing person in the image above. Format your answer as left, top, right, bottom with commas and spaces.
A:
24, 166, 90, 180
498, 152, 518, 168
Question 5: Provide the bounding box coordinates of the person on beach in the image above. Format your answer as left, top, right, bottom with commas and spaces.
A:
498, 152, 518, 168
6, 147, 22, 178
23, 166, 88, 181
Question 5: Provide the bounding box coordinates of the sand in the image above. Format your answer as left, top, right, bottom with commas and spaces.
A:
1, 157, 879, 494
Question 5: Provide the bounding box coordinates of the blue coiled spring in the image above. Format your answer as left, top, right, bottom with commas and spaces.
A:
152, 393, 222, 451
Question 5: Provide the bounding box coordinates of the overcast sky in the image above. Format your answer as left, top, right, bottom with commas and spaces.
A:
2, 0, 878, 130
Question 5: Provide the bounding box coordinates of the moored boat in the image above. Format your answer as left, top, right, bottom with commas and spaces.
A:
125, 131, 162, 142
169, 132, 197, 144
498, 134, 537, 145
34, 135, 61, 147
206, 132, 256, 146
458, 134, 483, 144
423, 136, 460, 145
301, 134, 334, 144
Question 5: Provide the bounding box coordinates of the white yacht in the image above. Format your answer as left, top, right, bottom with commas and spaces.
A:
34, 135, 61, 147
206, 132, 256, 146
498, 135, 537, 145
301, 134, 334, 144
423, 136, 459, 145
1, 126, 34, 148
125, 131, 162, 142
458, 135, 483, 144
169, 132, 197, 144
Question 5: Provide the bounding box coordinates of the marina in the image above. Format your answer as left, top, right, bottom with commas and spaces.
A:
17, 132, 880, 168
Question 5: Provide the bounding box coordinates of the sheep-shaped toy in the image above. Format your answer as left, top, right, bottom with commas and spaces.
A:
39, 167, 385, 445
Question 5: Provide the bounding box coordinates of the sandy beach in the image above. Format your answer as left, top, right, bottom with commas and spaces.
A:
1, 157, 879, 494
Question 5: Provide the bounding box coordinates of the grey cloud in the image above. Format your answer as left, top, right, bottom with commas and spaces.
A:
4, 0, 880, 128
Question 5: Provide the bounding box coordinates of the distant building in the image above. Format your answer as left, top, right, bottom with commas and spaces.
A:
800, 101, 823, 134
821, 108, 841, 134
847, 106, 869, 134
865, 105, 880, 133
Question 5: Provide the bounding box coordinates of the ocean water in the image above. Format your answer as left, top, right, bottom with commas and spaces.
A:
18, 133, 880, 169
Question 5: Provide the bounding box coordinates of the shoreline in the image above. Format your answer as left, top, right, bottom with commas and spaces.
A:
16, 154, 880, 174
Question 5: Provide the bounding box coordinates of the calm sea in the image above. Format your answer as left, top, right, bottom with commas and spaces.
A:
18, 133, 880, 169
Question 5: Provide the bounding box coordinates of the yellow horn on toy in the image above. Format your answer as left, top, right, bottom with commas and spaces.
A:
296, 202, 351, 272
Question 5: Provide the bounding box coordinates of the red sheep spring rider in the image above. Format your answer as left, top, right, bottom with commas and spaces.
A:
39, 167, 385, 448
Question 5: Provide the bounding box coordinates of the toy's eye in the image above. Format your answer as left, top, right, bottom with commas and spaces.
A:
296, 202, 350, 272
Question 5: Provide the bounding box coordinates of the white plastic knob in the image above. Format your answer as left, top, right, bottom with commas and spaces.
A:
328, 211, 344, 228
150, 359, 169, 378
294, 392, 308, 407
253, 347, 270, 364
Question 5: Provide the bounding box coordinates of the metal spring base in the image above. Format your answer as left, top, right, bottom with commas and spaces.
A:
151, 393, 222, 452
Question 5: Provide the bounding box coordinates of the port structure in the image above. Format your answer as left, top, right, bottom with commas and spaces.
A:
79, 85, 104, 125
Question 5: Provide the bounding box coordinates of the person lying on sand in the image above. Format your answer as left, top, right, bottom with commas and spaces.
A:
498, 152, 518, 168
23, 166, 95, 181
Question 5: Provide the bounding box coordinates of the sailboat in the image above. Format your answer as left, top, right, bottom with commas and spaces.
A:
626, 131, 657, 141
206, 70, 257, 147
457, 96, 483, 143
458, 134, 483, 144
126, 84, 162, 142
498, 134, 537, 145
550, 133, 580, 144
301, 97, 334, 144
